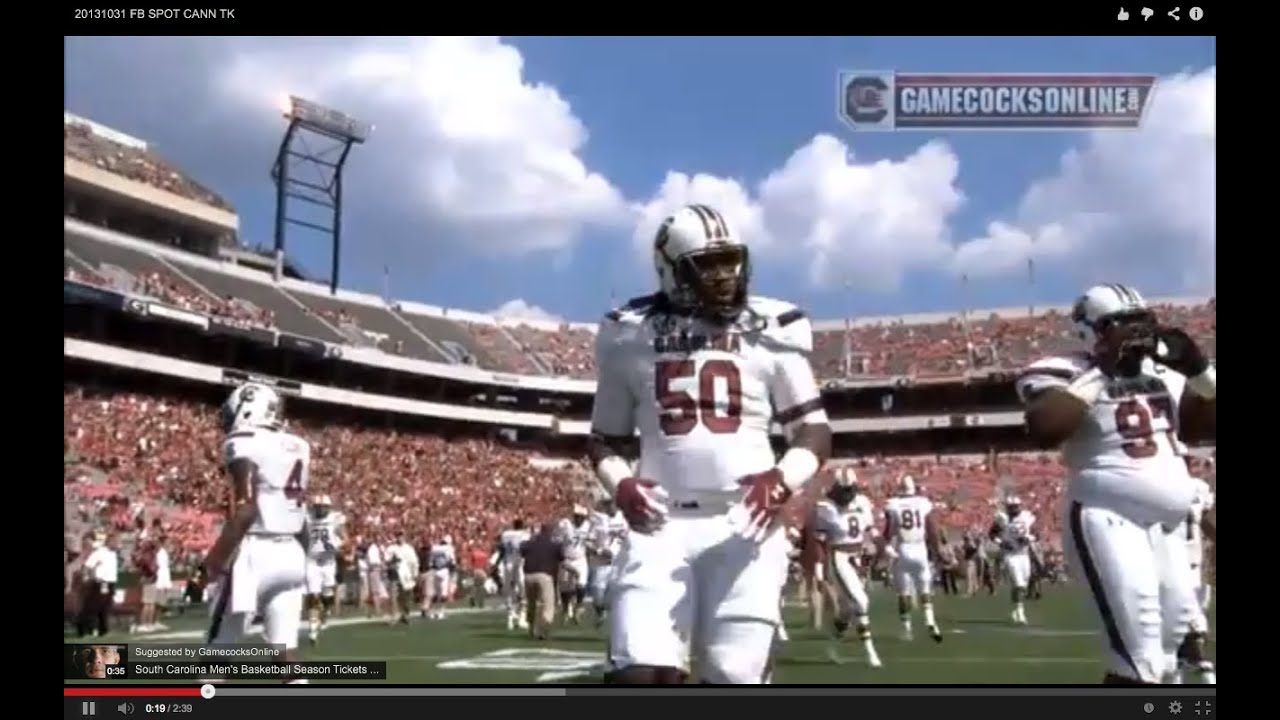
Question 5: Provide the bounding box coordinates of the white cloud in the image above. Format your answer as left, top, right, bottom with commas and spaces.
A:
631, 134, 966, 291
65, 37, 628, 269
216, 37, 629, 258
758, 136, 964, 291
490, 298, 563, 323
951, 67, 1216, 291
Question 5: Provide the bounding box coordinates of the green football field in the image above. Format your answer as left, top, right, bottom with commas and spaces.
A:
70, 584, 1216, 684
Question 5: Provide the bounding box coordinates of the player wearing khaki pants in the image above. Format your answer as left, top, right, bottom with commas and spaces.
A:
525, 572, 556, 638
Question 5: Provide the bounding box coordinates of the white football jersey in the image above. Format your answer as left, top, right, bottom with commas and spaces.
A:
590, 294, 828, 497
388, 542, 420, 583
223, 427, 311, 535
428, 543, 456, 571
498, 528, 530, 565
1185, 478, 1215, 564
994, 510, 1036, 555
306, 511, 344, 561
559, 518, 591, 560
588, 511, 627, 558
813, 496, 874, 549
884, 495, 933, 547
1016, 353, 1199, 524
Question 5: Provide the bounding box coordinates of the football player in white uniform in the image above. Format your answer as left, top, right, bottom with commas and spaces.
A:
557, 506, 592, 623
386, 532, 420, 626
1159, 476, 1216, 684
989, 496, 1036, 625
588, 203, 832, 685
493, 519, 531, 631
424, 535, 456, 620
203, 384, 309, 682
813, 469, 882, 668
303, 495, 344, 645
1017, 284, 1216, 684
882, 475, 944, 642
587, 500, 626, 627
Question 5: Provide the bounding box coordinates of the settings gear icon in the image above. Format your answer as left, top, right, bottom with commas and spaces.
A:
1169, 701, 1183, 715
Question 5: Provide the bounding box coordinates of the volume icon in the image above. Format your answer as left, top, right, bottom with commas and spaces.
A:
117, 703, 134, 715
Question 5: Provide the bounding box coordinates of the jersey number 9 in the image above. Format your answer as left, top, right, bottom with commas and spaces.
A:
655, 360, 743, 436
1114, 396, 1177, 460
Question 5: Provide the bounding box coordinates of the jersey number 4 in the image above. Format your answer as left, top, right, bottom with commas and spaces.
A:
655, 360, 742, 435
284, 460, 305, 507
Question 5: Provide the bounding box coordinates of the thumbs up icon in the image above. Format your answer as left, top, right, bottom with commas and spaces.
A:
1117, 7, 1130, 19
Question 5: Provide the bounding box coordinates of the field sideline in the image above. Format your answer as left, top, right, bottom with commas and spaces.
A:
67, 585, 1216, 684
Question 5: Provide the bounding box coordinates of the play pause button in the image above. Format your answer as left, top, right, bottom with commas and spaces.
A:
81, 701, 96, 716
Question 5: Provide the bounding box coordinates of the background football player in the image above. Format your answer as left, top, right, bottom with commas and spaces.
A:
588, 203, 832, 684
1159, 475, 1216, 684
303, 494, 344, 645
386, 531, 420, 626
203, 383, 310, 683
1017, 284, 1216, 685
424, 535, 456, 620
557, 505, 592, 624
492, 518, 531, 631
882, 475, 944, 642
586, 500, 625, 628
813, 469, 882, 668
990, 495, 1036, 625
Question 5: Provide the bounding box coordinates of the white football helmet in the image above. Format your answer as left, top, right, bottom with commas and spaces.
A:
220, 383, 282, 433
1071, 284, 1154, 349
652, 204, 750, 318
827, 467, 860, 506
897, 475, 918, 497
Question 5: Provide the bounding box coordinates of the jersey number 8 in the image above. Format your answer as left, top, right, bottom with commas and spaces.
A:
655, 359, 743, 436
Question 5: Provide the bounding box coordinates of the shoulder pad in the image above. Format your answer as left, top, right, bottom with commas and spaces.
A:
604, 293, 664, 323
223, 433, 258, 464
750, 296, 812, 353
1021, 353, 1092, 381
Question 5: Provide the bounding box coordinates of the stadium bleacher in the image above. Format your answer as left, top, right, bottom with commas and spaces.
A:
63, 110, 1217, 583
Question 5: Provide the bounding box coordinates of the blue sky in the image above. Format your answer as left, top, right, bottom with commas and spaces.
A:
63, 37, 1215, 323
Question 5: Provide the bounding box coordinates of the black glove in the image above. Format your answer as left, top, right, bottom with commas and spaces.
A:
1154, 326, 1209, 377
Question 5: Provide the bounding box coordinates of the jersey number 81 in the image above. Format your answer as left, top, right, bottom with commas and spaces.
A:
655, 359, 743, 436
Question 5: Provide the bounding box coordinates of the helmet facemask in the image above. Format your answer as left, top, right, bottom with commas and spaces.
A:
1094, 310, 1158, 377
674, 244, 750, 321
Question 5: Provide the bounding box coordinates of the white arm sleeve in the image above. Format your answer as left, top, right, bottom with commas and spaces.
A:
1015, 356, 1086, 404
589, 320, 636, 437
766, 313, 829, 437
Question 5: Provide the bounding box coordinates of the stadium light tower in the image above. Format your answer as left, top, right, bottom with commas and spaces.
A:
271, 95, 371, 294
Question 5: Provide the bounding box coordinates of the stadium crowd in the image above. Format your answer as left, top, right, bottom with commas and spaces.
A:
64, 383, 1221, 593
64, 119, 233, 212
63, 261, 1215, 385
64, 387, 582, 575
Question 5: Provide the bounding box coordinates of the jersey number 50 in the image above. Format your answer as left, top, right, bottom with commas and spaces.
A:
655, 360, 743, 436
